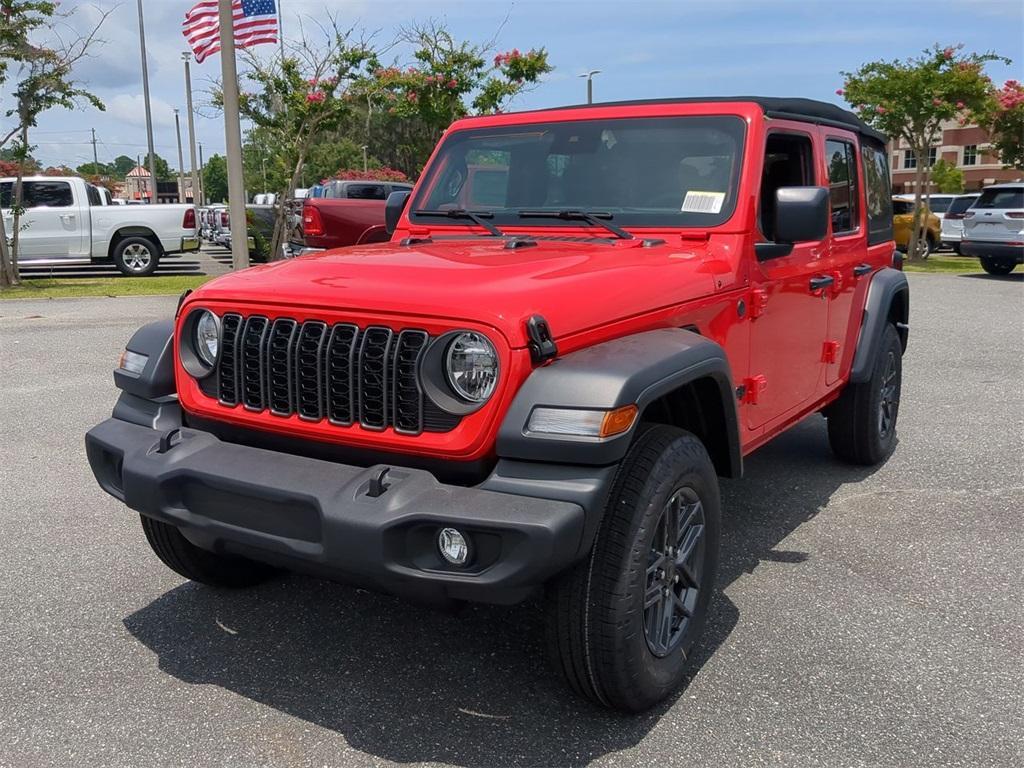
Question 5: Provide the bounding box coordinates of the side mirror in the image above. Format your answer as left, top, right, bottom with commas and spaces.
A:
385, 190, 411, 236
775, 186, 829, 244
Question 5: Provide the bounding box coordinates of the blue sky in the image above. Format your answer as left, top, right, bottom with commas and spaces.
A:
8, 0, 1024, 169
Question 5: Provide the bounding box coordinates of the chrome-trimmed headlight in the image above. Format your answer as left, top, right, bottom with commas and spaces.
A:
194, 310, 220, 367
179, 308, 220, 378
444, 331, 499, 403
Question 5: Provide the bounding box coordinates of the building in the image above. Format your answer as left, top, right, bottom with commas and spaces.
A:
123, 165, 196, 203
890, 120, 1022, 194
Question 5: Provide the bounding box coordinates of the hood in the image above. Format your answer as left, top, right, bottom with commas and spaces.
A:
192, 237, 720, 347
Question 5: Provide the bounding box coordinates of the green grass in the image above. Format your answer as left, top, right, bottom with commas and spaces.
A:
0, 275, 214, 300
902, 254, 986, 274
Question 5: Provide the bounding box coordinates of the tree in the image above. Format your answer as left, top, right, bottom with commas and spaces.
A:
144, 152, 172, 181
841, 45, 1006, 259
975, 79, 1024, 169
0, 0, 109, 286
76, 161, 113, 178
218, 17, 375, 259
929, 159, 964, 193
203, 154, 229, 203
112, 155, 136, 179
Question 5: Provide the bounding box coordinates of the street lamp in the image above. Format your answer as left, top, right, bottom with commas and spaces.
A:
579, 69, 601, 104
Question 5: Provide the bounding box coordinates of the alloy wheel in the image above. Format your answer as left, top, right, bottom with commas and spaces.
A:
878, 350, 898, 438
644, 487, 706, 657
122, 243, 152, 272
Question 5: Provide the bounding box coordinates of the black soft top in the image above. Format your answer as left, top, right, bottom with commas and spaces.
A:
497, 96, 888, 146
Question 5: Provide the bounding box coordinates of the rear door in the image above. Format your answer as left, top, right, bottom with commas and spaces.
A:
747, 125, 830, 430
821, 132, 865, 387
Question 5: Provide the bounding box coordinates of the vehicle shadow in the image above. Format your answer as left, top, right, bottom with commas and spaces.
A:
957, 272, 1023, 282
122, 416, 880, 767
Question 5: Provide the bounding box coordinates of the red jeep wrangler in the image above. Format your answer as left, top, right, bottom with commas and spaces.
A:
86, 97, 908, 712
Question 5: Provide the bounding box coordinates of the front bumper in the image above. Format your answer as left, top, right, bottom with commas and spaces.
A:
85, 417, 585, 604
960, 240, 1024, 262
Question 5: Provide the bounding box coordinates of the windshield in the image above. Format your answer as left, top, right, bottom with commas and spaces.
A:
974, 187, 1023, 209
410, 116, 746, 229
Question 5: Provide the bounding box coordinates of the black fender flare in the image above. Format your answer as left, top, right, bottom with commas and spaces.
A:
496, 328, 741, 476
113, 320, 176, 400
850, 268, 909, 383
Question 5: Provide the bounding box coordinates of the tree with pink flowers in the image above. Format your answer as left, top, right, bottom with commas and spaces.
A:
840, 45, 1008, 258
975, 80, 1024, 170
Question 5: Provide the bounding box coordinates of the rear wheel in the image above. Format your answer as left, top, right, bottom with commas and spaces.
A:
545, 425, 720, 712
828, 323, 902, 465
980, 257, 1016, 276
140, 515, 276, 588
113, 236, 160, 276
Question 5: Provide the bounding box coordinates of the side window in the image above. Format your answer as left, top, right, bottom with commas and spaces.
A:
86, 185, 102, 206
759, 132, 814, 241
826, 139, 859, 235
0, 182, 10, 207
861, 143, 894, 245
24, 181, 73, 208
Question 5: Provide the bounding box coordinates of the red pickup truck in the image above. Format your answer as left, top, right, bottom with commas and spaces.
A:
292, 180, 414, 254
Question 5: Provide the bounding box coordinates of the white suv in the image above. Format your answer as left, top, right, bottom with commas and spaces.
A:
961, 183, 1024, 276
940, 194, 980, 253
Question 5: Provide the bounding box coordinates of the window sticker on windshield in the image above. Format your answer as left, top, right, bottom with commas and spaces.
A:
681, 190, 725, 214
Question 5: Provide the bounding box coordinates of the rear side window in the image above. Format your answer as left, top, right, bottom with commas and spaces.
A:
974, 188, 1023, 209
86, 185, 102, 206
861, 143, 893, 245
24, 181, 73, 207
345, 184, 386, 200
892, 200, 914, 215
926, 196, 953, 214
946, 196, 978, 215
825, 139, 859, 234
0, 182, 10, 207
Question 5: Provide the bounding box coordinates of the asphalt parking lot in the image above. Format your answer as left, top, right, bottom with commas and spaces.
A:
1, 272, 1021, 768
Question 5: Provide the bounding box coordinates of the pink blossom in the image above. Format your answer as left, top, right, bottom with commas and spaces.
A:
942, 47, 955, 59
511, 48, 520, 58
447, 78, 457, 89
407, 91, 418, 102
305, 91, 325, 103
932, 98, 943, 106
835, 88, 845, 96
876, 106, 887, 114
307, 78, 318, 86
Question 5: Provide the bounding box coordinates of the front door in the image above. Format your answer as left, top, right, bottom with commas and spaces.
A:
747, 128, 829, 430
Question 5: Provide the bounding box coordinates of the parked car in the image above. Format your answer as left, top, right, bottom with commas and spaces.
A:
85, 96, 908, 712
940, 193, 980, 253
892, 197, 941, 258
293, 180, 414, 254
0, 176, 198, 275
895, 193, 957, 219
960, 182, 1024, 275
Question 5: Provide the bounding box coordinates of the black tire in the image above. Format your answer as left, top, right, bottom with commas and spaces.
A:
140, 514, 275, 588
916, 234, 934, 260
979, 257, 1016, 276
827, 323, 903, 465
951, 243, 961, 255
113, 236, 160, 276
545, 425, 720, 712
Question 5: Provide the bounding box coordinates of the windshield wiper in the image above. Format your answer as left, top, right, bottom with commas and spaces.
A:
516, 209, 634, 240
413, 208, 504, 237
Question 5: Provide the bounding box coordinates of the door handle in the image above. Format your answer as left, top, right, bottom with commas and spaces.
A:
853, 263, 872, 277
809, 275, 834, 292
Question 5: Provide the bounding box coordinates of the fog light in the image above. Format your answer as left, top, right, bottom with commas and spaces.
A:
438, 527, 470, 566
118, 349, 148, 375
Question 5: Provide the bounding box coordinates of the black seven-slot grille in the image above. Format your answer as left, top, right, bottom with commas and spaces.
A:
215, 313, 448, 434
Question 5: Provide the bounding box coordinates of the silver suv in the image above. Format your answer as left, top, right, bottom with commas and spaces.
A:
961, 183, 1024, 275
940, 193, 979, 253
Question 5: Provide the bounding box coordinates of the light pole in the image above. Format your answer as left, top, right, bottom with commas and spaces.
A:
361, 145, 368, 173
136, 0, 158, 202
579, 69, 601, 104
182, 52, 200, 206
198, 142, 205, 205
174, 109, 186, 204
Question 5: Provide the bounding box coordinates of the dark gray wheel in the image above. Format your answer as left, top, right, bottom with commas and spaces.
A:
980, 257, 1016, 276
545, 425, 720, 712
140, 515, 276, 588
114, 236, 159, 276
828, 323, 903, 465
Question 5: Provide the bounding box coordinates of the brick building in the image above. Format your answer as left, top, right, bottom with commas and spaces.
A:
890, 120, 1021, 194
123, 165, 195, 203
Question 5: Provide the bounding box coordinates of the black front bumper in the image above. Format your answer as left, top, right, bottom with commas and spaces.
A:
960, 240, 1024, 262
85, 418, 586, 604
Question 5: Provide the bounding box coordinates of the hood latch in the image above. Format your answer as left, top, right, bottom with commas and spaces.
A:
526, 315, 558, 365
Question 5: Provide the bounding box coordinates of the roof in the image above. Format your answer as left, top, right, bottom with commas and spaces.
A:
126, 166, 151, 178
982, 182, 1023, 189
491, 96, 889, 145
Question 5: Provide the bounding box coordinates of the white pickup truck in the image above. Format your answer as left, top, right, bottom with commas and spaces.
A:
1, 176, 199, 276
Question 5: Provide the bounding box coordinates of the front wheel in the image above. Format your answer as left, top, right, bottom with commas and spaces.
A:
545, 425, 720, 712
980, 257, 1016, 276
113, 236, 160, 276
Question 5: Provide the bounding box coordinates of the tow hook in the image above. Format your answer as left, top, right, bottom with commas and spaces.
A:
366, 467, 391, 498
156, 428, 181, 454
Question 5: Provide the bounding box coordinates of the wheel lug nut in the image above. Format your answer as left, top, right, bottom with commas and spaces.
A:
674, 574, 680, 583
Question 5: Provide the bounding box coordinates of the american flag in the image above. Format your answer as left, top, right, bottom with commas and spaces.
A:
183, 0, 279, 64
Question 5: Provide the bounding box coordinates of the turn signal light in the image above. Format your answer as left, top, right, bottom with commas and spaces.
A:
600, 404, 639, 437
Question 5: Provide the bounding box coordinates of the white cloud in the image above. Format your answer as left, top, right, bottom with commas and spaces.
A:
106, 93, 177, 130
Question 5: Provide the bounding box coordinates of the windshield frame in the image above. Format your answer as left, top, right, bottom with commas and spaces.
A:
408, 114, 748, 231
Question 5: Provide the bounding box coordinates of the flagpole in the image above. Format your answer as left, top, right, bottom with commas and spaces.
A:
219, 0, 250, 269
182, 52, 200, 208
136, 0, 159, 203
276, 0, 285, 60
